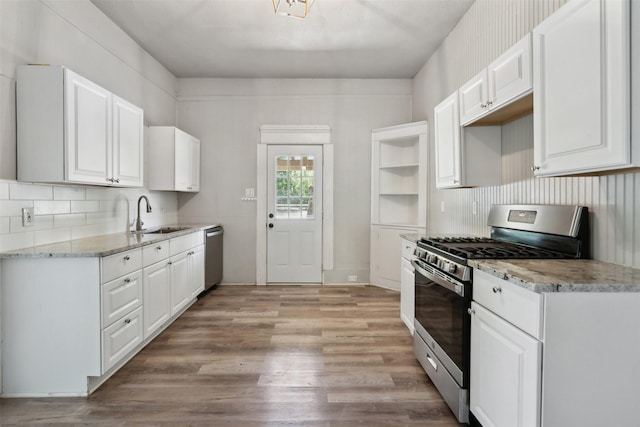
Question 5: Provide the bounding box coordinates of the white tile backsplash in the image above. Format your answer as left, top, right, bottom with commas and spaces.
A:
54, 186, 86, 201
10, 215, 54, 232
9, 183, 53, 200
53, 213, 86, 228
71, 200, 100, 213
0, 200, 34, 216
0, 231, 34, 252
34, 228, 72, 247
0, 180, 178, 251
34, 200, 71, 215
0, 182, 9, 199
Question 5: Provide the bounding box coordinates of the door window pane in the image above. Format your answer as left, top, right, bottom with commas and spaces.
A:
274, 154, 315, 219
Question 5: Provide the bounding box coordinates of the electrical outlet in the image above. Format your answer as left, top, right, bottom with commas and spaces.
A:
245, 188, 255, 198
472, 201, 478, 215
347, 275, 358, 282
22, 207, 34, 227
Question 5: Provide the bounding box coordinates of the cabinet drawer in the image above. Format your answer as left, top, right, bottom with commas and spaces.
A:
401, 240, 417, 260
101, 248, 142, 283
102, 306, 144, 373
142, 240, 170, 266
101, 270, 143, 328
170, 231, 204, 256
473, 269, 543, 339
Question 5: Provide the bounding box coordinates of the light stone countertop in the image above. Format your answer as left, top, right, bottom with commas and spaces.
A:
470, 259, 640, 293
399, 233, 427, 243
0, 224, 219, 259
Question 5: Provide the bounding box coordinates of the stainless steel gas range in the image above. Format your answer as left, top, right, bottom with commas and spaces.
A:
412, 204, 589, 424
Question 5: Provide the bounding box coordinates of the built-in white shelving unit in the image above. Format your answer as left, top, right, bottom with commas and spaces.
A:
370, 121, 428, 290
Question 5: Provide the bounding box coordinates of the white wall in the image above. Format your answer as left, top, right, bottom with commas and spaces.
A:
175, 78, 413, 284
0, 0, 181, 251
413, 0, 640, 269
0, 0, 181, 393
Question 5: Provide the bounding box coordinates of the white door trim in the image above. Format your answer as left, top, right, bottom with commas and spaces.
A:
257, 125, 333, 285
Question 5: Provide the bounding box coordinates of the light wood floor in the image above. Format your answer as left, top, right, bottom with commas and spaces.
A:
0, 285, 463, 426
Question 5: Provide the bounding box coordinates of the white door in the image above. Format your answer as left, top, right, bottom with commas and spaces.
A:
267, 145, 323, 283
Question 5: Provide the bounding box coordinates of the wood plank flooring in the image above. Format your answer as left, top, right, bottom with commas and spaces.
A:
0, 285, 463, 426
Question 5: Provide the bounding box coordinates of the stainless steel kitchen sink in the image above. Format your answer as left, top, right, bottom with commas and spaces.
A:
134, 226, 192, 235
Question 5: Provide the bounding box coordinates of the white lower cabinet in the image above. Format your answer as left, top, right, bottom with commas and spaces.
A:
101, 306, 144, 372
142, 260, 171, 339
399, 238, 416, 334
170, 251, 191, 315
470, 269, 640, 427
470, 302, 541, 427
0, 230, 205, 397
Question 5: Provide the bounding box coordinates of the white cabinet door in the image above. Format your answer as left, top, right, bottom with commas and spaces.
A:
143, 260, 171, 339
459, 70, 488, 125
190, 138, 201, 192
174, 129, 200, 192
101, 306, 144, 373
488, 34, 532, 111
434, 91, 462, 188
400, 256, 414, 333
533, 0, 630, 176
470, 302, 542, 427
64, 69, 112, 185
170, 252, 190, 315
189, 245, 205, 298
112, 95, 144, 187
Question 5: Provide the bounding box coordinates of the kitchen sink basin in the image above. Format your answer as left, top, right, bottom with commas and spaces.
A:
135, 226, 192, 235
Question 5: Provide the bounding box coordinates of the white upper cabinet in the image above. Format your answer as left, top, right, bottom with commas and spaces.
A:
533, 0, 634, 176
17, 65, 144, 187
148, 126, 201, 192
112, 95, 144, 186
460, 34, 532, 126
434, 91, 502, 189
434, 91, 462, 188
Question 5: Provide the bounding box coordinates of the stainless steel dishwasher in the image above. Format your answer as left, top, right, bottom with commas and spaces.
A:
204, 225, 223, 292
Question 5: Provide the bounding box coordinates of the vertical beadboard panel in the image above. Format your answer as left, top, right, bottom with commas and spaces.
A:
417, 0, 639, 268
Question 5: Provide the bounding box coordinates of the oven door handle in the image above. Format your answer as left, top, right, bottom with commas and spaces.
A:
411, 259, 464, 297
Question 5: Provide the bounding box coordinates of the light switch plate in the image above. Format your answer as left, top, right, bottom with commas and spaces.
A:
22, 207, 34, 227
245, 188, 255, 198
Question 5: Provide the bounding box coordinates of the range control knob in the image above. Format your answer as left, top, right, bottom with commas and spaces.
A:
447, 263, 457, 274
427, 254, 437, 264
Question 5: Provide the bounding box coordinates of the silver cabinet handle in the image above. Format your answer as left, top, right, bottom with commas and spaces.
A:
156, 246, 162, 250
486, 100, 493, 106
124, 318, 131, 324
124, 255, 130, 261
492, 286, 502, 293
453, 179, 459, 184
124, 278, 131, 283
106, 177, 113, 182
167, 261, 172, 265
531, 166, 540, 171
467, 308, 475, 315
480, 103, 487, 108
113, 178, 120, 183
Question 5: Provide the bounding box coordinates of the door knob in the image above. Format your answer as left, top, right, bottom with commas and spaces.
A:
268, 223, 274, 228
269, 213, 274, 218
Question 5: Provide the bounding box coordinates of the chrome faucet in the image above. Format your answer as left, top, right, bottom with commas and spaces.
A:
135, 195, 152, 232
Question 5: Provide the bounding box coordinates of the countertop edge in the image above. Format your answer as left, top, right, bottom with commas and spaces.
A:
470, 259, 640, 293
0, 224, 219, 259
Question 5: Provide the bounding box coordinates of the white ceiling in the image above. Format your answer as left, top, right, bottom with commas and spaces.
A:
90, 0, 475, 79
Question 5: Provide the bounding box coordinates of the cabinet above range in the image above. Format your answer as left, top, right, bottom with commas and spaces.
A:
16, 65, 144, 187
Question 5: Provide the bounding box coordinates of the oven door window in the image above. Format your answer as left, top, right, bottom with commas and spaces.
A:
415, 269, 466, 372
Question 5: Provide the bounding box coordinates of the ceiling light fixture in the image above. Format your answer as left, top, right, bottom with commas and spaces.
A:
272, 0, 314, 19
